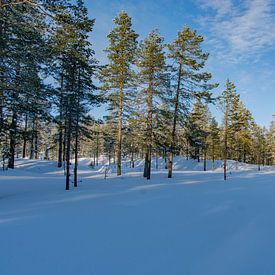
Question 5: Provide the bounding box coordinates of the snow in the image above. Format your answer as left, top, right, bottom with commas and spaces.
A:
1, 158, 275, 274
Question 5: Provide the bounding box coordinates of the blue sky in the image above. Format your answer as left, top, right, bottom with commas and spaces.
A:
87, 0, 275, 127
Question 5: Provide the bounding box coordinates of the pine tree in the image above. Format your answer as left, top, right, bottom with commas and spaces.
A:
167, 26, 216, 178
209, 118, 220, 171
49, 0, 97, 189
219, 79, 238, 180
100, 11, 138, 176
0, 1, 47, 168
187, 98, 211, 170
137, 30, 166, 179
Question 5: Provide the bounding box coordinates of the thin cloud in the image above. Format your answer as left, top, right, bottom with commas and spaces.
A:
197, 0, 275, 62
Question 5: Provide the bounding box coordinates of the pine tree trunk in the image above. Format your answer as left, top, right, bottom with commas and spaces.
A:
34, 125, 38, 159
63, 117, 66, 173
58, 128, 63, 167
224, 92, 229, 181
30, 119, 35, 160
96, 132, 99, 166
145, 78, 153, 180
74, 129, 78, 187
22, 113, 28, 158
143, 151, 149, 177
74, 68, 81, 187
131, 148, 134, 168
168, 62, 182, 178
33, 119, 38, 160
65, 115, 71, 190
203, 149, 207, 171
57, 69, 65, 167
8, 111, 17, 169
212, 140, 215, 172
147, 144, 152, 180
117, 78, 123, 176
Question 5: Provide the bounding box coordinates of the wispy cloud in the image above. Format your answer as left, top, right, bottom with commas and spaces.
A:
197, 0, 275, 62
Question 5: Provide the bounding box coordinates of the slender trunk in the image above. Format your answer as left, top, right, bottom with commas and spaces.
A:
203, 149, 207, 171
22, 114, 28, 158
96, 132, 99, 166
117, 76, 123, 176
34, 121, 38, 159
224, 92, 229, 181
74, 128, 78, 187
63, 115, 67, 175
131, 147, 134, 168
57, 73, 64, 167
8, 111, 17, 169
30, 119, 35, 159
168, 62, 182, 178
74, 68, 81, 187
147, 144, 152, 180
186, 142, 189, 160
212, 140, 215, 172
145, 77, 153, 180
65, 115, 71, 190
143, 151, 149, 177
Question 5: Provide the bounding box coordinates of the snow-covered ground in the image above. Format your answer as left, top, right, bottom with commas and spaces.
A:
1, 158, 275, 275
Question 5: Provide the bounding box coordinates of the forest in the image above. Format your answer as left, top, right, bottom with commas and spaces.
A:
1, 0, 275, 190
3, 1, 275, 275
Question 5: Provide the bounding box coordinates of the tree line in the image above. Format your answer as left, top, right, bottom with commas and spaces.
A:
1, 0, 274, 189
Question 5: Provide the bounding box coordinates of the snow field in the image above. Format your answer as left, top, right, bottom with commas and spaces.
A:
1, 158, 275, 275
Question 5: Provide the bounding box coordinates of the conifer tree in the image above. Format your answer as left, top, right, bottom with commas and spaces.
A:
167, 26, 216, 178
137, 30, 166, 179
187, 98, 211, 170
219, 79, 238, 180
209, 118, 220, 171
100, 11, 138, 176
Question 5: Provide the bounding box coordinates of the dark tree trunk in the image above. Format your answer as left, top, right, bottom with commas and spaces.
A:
144, 77, 153, 180
143, 151, 149, 177
8, 111, 17, 169
131, 148, 134, 168
34, 121, 38, 159
203, 149, 207, 171
96, 132, 99, 166
58, 129, 63, 167
30, 119, 36, 159
212, 140, 215, 172
224, 91, 229, 181
22, 114, 28, 158
58, 72, 64, 167
65, 115, 71, 190
74, 68, 81, 188
74, 128, 78, 188
168, 63, 182, 178
117, 76, 123, 176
